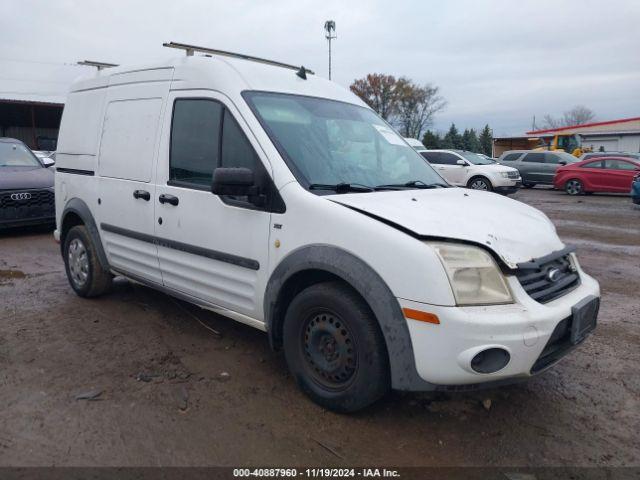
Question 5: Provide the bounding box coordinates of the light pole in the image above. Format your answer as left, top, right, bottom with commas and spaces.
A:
324, 20, 336, 80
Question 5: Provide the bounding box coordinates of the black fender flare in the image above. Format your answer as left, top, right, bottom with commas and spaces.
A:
264, 244, 433, 391
60, 197, 109, 270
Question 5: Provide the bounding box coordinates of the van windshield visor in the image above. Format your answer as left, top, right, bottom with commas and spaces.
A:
242, 91, 447, 192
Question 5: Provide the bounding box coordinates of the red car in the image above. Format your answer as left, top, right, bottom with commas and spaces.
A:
553, 156, 640, 195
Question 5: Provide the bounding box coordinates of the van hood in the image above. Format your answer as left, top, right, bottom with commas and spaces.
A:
328, 188, 564, 268
0, 166, 54, 191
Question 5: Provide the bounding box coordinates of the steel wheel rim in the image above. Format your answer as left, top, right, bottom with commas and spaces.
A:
68, 238, 89, 287
301, 310, 357, 390
566, 180, 582, 195
471, 179, 488, 190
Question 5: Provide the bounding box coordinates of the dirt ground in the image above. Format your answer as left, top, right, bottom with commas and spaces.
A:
0, 187, 638, 468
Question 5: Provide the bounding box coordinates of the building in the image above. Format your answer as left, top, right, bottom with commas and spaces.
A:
0, 93, 65, 151
493, 116, 640, 157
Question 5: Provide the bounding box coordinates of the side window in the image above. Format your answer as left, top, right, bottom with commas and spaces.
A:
170, 99, 222, 187
422, 152, 442, 164
582, 161, 603, 169
501, 153, 521, 162
545, 153, 560, 164
604, 159, 638, 171
522, 153, 545, 163
439, 153, 459, 165
221, 109, 259, 170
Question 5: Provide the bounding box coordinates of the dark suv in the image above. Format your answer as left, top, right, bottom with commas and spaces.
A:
497, 150, 578, 188
0, 138, 55, 229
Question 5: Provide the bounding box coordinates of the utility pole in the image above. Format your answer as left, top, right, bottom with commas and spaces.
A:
324, 20, 336, 80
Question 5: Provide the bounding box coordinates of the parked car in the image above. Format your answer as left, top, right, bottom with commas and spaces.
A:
421, 149, 521, 193
478, 153, 499, 163
497, 150, 578, 188
553, 156, 640, 195
631, 173, 640, 205
0, 138, 55, 229
579, 151, 640, 161
54, 48, 600, 412
33, 150, 56, 167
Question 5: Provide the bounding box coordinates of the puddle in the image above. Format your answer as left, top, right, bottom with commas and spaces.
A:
0, 270, 27, 282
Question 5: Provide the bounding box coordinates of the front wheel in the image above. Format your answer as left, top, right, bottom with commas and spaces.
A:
565, 179, 584, 196
468, 176, 493, 191
283, 281, 390, 412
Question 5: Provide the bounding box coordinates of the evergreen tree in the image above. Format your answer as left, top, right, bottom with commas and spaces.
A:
468, 128, 481, 152
461, 129, 473, 151
421, 130, 441, 149
442, 123, 462, 149
479, 124, 493, 156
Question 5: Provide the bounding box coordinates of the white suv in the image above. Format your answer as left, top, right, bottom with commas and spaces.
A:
422, 149, 521, 194
54, 44, 600, 412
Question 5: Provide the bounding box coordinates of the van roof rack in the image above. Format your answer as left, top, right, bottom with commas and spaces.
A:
77, 60, 119, 70
163, 41, 314, 76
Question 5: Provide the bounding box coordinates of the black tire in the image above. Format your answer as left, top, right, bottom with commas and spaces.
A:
282, 281, 390, 412
565, 179, 584, 196
522, 182, 536, 188
63, 225, 112, 297
467, 176, 493, 192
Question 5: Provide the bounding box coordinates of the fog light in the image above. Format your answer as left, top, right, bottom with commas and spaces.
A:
470, 348, 510, 374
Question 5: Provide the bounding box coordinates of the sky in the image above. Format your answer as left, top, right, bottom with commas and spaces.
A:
1, 0, 639, 136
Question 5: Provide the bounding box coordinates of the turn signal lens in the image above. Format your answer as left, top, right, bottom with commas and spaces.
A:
402, 308, 440, 324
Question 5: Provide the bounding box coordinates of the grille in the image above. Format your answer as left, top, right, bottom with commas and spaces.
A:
515, 253, 579, 303
507, 171, 520, 179
0, 189, 55, 221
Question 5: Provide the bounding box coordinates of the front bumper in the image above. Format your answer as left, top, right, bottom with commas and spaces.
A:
494, 181, 521, 195
400, 270, 600, 388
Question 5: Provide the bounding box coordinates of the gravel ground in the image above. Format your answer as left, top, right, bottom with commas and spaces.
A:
0, 187, 638, 467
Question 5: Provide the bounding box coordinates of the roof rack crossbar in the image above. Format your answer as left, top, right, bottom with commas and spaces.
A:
163, 41, 314, 75
77, 60, 119, 70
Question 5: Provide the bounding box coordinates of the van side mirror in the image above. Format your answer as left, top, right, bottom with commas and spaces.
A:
558, 160, 567, 165
212, 167, 256, 195
211, 167, 265, 207
456, 159, 466, 166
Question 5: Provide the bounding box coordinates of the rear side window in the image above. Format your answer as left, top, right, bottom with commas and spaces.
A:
170, 99, 222, 186
501, 153, 521, 162
582, 161, 603, 169
604, 159, 639, 171
522, 153, 545, 163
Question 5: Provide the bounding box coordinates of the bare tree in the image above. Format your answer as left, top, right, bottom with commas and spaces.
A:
393, 78, 446, 139
542, 105, 595, 129
562, 105, 595, 126
349, 74, 400, 120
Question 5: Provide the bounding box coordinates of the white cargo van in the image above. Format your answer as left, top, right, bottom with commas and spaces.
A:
54, 43, 600, 412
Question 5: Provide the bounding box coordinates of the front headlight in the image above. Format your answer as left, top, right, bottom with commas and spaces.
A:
430, 242, 513, 306
500, 172, 510, 178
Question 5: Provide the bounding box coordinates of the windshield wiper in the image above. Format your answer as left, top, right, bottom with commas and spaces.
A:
375, 180, 448, 190
309, 182, 374, 193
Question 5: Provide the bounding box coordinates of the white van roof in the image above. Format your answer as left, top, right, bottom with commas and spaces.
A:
69, 55, 366, 108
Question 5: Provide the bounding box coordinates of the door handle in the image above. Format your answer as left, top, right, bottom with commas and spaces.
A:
159, 194, 179, 206
133, 190, 151, 201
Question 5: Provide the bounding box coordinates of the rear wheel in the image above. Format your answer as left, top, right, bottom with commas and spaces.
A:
467, 176, 493, 191
565, 179, 584, 196
283, 281, 390, 412
63, 225, 112, 297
